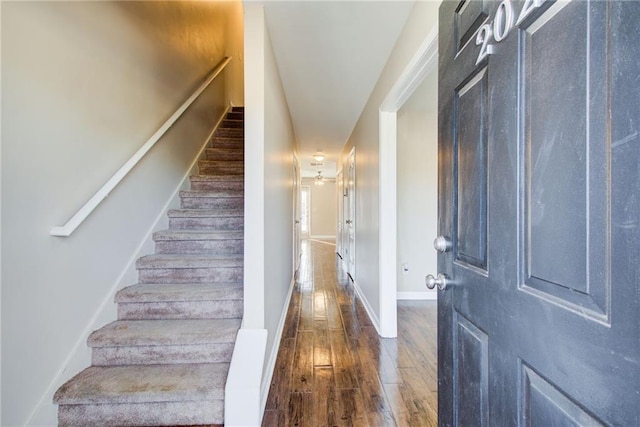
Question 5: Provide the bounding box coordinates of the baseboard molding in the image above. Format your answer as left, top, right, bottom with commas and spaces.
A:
309, 235, 336, 240
397, 291, 438, 300
26, 107, 230, 426
259, 276, 296, 421
350, 278, 382, 336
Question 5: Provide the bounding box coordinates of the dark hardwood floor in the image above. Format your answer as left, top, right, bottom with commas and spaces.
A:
262, 239, 438, 426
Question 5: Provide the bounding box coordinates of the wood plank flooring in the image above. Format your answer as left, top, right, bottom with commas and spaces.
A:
262, 239, 438, 426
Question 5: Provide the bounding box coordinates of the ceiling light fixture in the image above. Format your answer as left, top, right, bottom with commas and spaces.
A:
313, 152, 325, 162
315, 171, 324, 186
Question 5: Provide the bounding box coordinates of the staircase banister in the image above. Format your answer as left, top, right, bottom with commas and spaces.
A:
50, 56, 232, 237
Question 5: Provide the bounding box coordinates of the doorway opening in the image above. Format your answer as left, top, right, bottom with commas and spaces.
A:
300, 185, 310, 238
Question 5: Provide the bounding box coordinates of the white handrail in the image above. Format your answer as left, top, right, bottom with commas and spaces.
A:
50, 57, 232, 237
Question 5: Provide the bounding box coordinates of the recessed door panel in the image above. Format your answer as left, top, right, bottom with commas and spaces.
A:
455, 67, 488, 270
455, 0, 488, 51
520, 363, 605, 426
520, 0, 609, 320
454, 313, 488, 426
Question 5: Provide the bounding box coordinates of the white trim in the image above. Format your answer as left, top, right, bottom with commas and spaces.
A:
378, 111, 398, 338
225, 329, 268, 427
28, 112, 228, 426
378, 28, 439, 339
50, 57, 232, 237
397, 292, 438, 301
260, 277, 296, 423
309, 235, 336, 240
351, 278, 382, 336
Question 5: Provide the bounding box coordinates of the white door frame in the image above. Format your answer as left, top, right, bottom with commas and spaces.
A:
336, 170, 345, 258
378, 27, 438, 338
346, 147, 356, 280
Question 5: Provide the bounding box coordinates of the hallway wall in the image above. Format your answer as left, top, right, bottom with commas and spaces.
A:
1, 2, 243, 425
340, 1, 440, 327
243, 1, 296, 396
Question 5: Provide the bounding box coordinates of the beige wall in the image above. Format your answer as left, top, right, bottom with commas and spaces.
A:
1, 2, 243, 425
340, 1, 440, 322
302, 178, 337, 238
397, 68, 438, 295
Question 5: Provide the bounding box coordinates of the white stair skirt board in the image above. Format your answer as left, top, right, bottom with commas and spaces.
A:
225, 328, 268, 427
397, 292, 438, 300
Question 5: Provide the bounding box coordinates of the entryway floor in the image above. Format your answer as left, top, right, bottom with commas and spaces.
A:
263, 239, 438, 426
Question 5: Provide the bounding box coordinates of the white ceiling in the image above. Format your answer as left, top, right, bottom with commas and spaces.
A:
263, 1, 415, 177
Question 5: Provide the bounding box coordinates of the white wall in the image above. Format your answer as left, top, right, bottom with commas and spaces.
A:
0, 2, 243, 425
340, 1, 440, 326
243, 0, 296, 397
397, 68, 438, 297
302, 178, 337, 238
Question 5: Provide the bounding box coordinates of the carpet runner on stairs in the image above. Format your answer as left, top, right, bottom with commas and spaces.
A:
54, 106, 245, 426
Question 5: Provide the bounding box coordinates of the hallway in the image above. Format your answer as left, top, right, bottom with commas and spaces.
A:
263, 240, 438, 426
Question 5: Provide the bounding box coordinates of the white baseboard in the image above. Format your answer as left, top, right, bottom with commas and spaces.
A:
26, 108, 229, 426
350, 278, 382, 336
397, 291, 438, 300
259, 277, 296, 421
309, 235, 336, 240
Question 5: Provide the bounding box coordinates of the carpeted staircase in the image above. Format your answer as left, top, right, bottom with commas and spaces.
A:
54, 107, 245, 426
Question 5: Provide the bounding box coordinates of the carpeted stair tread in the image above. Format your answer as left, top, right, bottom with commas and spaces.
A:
153, 230, 243, 241
167, 208, 243, 218
116, 283, 243, 303
54, 363, 228, 404
136, 254, 243, 269
88, 319, 241, 347
179, 190, 243, 198
190, 175, 244, 182
199, 160, 243, 165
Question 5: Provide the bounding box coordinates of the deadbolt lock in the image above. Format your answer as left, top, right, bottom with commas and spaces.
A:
433, 236, 452, 253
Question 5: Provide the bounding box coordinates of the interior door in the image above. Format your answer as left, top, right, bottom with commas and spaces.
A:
336, 170, 345, 258
346, 148, 356, 280
437, 1, 639, 425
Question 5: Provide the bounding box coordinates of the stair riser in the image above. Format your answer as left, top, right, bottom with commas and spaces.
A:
91, 343, 234, 366
215, 128, 243, 138
118, 300, 243, 320
205, 150, 243, 161
169, 216, 244, 230
155, 239, 243, 255
180, 197, 243, 210
226, 112, 243, 120
209, 139, 244, 149
181, 187, 243, 197
221, 120, 243, 128
58, 399, 223, 427
188, 179, 243, 191
138, 267, 243, 284
198, 165, 244, 176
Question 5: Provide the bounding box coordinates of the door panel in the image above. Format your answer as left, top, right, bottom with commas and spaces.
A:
455, 67, 488, 270
522, 0, 609, 317
453, 313, 488, 427
438, 1, 639, 426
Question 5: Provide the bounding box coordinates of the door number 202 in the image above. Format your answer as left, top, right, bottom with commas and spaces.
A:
475, 0, 546, 65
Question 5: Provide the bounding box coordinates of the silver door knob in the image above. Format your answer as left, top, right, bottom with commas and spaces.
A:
425, 273, 448, 291
433, 236, 452, 253
346, 220, 352, 224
